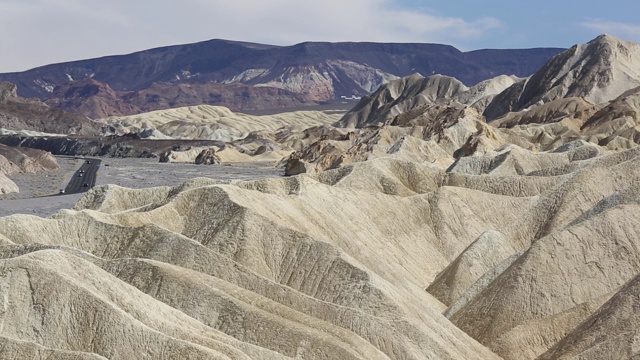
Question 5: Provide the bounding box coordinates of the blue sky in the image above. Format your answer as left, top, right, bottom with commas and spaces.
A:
0, 0, 638, 72
396, 0, 640, 50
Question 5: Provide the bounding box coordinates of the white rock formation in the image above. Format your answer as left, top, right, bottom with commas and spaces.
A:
484, 34, 640, 119
3, 34, 640, 360
0, 145, 59, 194
99, 105, 342, 141
337, 74, 469, 128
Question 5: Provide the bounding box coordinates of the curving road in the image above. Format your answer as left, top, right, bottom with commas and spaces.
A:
62, 158, 101, 195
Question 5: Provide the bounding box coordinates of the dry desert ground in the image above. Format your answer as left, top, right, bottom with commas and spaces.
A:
0, 157, 282, 217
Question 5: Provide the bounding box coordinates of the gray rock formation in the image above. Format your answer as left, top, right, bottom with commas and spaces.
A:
485, 34, 640, 120
194, 148, 221, 165
0, 81, 18, 103
337, 74, 468, 128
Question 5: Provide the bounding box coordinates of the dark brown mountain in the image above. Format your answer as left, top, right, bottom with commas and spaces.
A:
0, 82, 100, 135
0, 39, 564, 106
45, 78, 317, 119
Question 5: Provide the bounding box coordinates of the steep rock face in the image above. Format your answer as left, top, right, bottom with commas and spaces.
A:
455, 74, 521, 109
194, 148, 220, 164
0, 81, 18, 101
437, 151, 640, 359
521, 34, 640, 106
485, 34, 640, 119
337, 74, 469, 128
581, 85, 640, 130
491, 97, 596, 128
290, 37, 640, 179
234, 60, 400, 101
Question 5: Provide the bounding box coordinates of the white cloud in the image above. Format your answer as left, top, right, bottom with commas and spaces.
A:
579, 19, 640, 42
188, 0, 502, 45
0, 0, 502, 72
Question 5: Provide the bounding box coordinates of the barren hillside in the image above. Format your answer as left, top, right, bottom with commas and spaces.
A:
2, 34, 640, 359
0, 39, 562, 118
0, 81, 100, 135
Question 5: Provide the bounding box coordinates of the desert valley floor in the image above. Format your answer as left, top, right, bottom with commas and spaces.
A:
0, 157, 282, 217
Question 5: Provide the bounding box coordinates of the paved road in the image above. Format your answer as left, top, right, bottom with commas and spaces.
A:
62, 158, 101, 194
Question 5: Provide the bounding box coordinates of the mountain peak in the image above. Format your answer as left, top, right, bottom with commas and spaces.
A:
591, 33, 624, 44
0, 40, 563, 104
584, 33, 639, 55
484, 34, 640, 120
337, 73, 470, 128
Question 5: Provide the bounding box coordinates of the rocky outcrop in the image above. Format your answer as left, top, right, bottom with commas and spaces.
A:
337, 74, 468, 128
0, 144, 59, 194
0, 135, 212, 158
194, 148, 220, 165
484, 34, 640, 120
337, 73, 520, 128
283, 151, 307, 176
0, 82, 101, 135
0, 144, 58, 175
0, 82, 18, 102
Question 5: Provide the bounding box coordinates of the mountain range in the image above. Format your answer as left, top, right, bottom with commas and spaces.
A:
1, 34, 640, 359
0, 39, 563, 117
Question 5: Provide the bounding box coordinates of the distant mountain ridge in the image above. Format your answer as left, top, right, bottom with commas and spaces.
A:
0, 39, 563, 107
0, 81, 100, 135
43, 78, 319, 119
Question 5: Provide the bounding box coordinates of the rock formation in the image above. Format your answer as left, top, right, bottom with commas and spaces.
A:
0, 39, 562, 104
0, 82, 101, 135
0, 172, 18, 194
98, 105, 341, 141
2, 34, 640, 359
337, 73, 519, 128
0, 144, 59, 194
194, 148, 220, 165
484, 34, 640, 120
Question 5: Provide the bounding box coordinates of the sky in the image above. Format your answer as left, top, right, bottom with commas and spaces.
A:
0, 0, 638, 72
